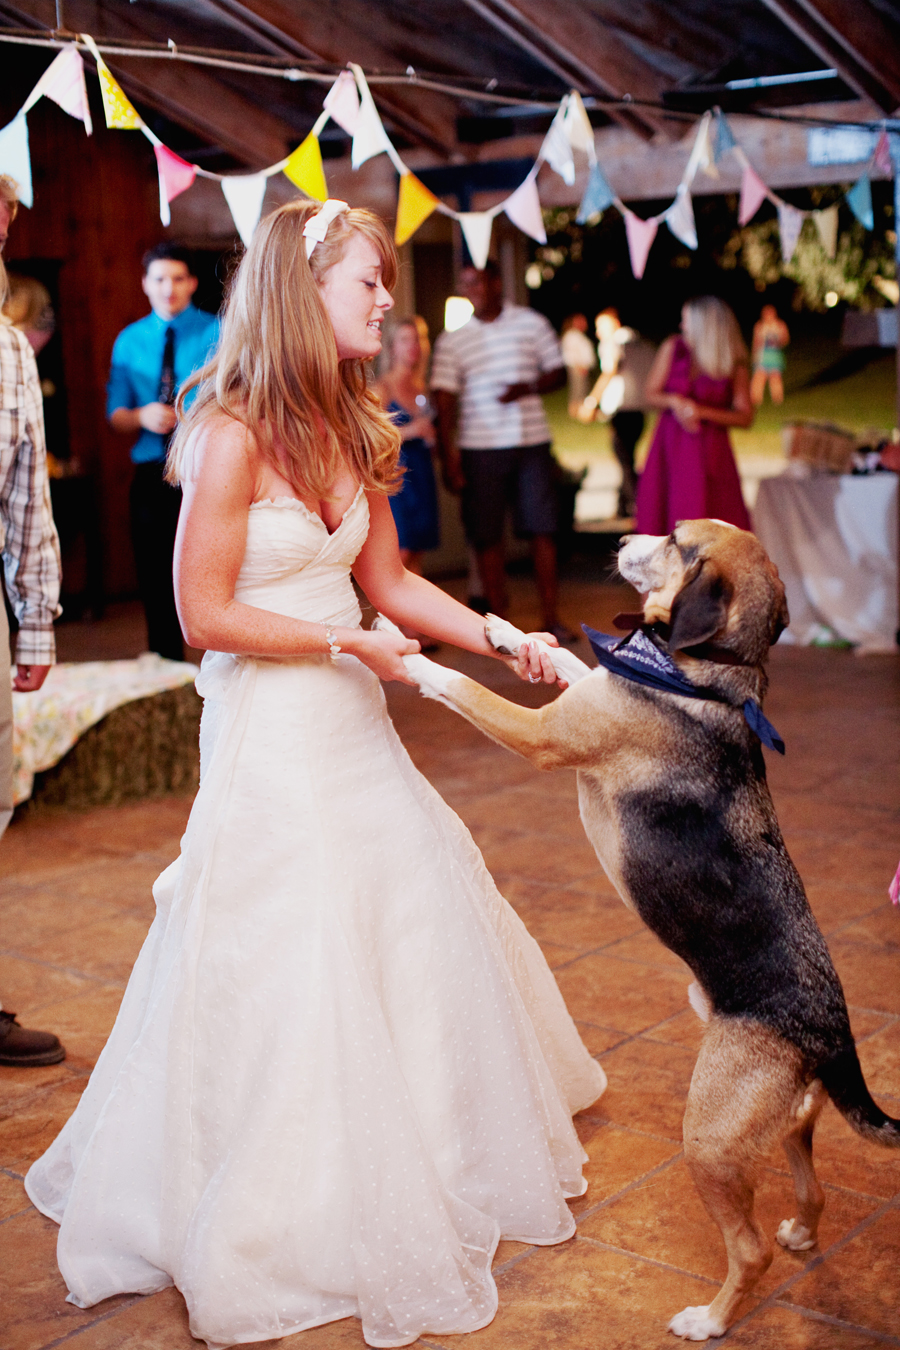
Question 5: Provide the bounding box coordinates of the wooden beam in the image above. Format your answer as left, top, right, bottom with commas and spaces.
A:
456, 0, 665, 140
758, 0, 900, 112
202, 0, 460, 158
0, 0, 295, 165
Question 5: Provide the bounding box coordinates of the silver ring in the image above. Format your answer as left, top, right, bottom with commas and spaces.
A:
528, 673, 541, 683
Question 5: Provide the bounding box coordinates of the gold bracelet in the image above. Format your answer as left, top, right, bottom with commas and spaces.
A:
324, 626, 341, 661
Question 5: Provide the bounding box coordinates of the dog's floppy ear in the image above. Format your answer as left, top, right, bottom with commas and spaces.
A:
769, 576, 789, 646
668, 562, 732, 652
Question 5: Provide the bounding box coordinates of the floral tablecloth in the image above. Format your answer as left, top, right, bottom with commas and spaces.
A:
12, 654, 199, 805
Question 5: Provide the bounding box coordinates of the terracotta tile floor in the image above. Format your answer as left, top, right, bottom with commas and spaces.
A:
2, 581, 899, 1349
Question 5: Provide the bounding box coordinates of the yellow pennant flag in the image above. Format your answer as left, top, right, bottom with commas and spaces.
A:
395, 171, 439, 246
283, 133, 328, 202
97, 59, 141, 129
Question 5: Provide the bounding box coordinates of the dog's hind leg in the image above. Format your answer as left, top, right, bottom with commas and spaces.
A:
777, 1079, 827, 1252
669, 1020, 804, 1341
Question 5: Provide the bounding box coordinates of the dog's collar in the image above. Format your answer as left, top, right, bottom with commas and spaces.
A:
613, 613, 753, 668
583, 624, 785, 754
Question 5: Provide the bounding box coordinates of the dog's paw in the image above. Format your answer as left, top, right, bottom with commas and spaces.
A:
668, 1306, 727, 1341
484, 614, 527, 657
776, 1218, 817, 1252
372, 613, 403, 638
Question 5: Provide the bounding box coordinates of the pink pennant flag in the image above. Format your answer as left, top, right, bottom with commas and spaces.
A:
23, 47, 92, 135
777, 201, 805, 264
738, 164, 768, 226
873, 130, 892, 177
154, 144, 196, 227
623, 210, 658, 280
503, 174, 546, 244
323, 70, 360, 137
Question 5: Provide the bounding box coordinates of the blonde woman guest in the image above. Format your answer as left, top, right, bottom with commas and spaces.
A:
636, 295, 753, 534
374, 316, 439, 576
25, 201, 606, 1350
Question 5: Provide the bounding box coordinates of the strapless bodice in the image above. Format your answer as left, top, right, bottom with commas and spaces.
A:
234, 485, 367, 629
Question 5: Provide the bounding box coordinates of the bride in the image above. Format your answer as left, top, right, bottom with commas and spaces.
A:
26, 199, 606, 1350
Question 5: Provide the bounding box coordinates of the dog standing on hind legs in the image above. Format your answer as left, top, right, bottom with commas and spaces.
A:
380, 518, 900, 1340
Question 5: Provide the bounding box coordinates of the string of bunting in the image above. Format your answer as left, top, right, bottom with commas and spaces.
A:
0, 36, 896, 273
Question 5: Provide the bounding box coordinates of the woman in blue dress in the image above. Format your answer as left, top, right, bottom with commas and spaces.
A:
376, 317, 440, 575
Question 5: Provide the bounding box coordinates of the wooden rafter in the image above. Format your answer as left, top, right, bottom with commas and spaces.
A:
456, 0, 664, 140
757, 0, 900, 112
202, 0, 459, 158
0, 0, 295, 164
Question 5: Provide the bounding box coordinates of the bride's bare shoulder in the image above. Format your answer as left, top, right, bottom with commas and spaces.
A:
180, 414, 263, 488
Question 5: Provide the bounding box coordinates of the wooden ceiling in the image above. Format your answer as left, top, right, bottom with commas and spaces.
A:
1, 0, 898, 172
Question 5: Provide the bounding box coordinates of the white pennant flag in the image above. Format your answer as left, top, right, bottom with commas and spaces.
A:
323, 70, 360, 137
777, 200, 805, 264
23, 47, 92, 135
683, 111, 714, 186
812, 205, 838, 260
540, 101, 575, 185
503, 174, 546, 244
562, 91, 595, 158
348, 64, 392, 169
0, 112, 33, 208
222, 173, 268, 247
459, 212, 493, 270
666, 187, 697, 250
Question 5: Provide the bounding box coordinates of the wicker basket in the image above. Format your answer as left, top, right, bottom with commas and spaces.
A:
781, 421, 856, 474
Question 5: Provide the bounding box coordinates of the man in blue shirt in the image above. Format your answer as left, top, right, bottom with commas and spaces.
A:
108, 244, 219, 660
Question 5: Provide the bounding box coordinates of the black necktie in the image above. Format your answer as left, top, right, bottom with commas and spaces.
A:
158, 326, 176, 406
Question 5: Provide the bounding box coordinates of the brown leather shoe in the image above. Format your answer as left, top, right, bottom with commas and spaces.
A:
0, 1010, 65, 1067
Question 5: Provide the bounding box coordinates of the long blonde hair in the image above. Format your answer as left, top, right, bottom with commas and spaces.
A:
167, 200, 401, 495
682, 296, 747, 380
0, 174, 20, 315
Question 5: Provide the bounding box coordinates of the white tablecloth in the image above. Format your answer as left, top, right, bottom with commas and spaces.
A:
12, 653, 198, 804
753, 473, 898, 653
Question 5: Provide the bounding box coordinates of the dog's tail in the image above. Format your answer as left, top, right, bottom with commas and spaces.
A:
820, 1045, 900, 1146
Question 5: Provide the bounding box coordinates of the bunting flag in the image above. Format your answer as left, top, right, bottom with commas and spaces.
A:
684, 110, 716, 182
873, 130, 893, 177
813, 205, 838, 259
666, 187, 697, 249
323, 70, 360, 137
503, 173, 546, 244
459, 211, 493, 269
777, 200, 805, 264
80, 33, 141, 129
394, 170, 439, 245
349, 65, 392, 169
154, 143, 196, 226
0, 113, 32, 208
283, 131, 328, 201
738, 164, 769, 225
713, 110, 736, 162
23, 47, 92, 135
540, 102, 575, 185
846, 173, 874, 230
222, 173, 268, 247
623, 210, 658, 279
576, 161, 615, 223
562, 91, 595, 158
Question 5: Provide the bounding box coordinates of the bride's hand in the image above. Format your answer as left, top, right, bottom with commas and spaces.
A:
502, 634, 569, 690
347, 627, 421, 684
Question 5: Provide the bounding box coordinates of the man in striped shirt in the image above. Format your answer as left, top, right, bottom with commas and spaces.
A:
432, 262, 573, 641
0, 174, 66, 1067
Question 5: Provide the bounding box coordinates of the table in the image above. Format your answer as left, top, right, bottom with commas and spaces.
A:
753, 472, 898, 654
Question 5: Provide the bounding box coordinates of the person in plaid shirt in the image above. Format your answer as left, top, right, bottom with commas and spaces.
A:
0, 173, 65, 1067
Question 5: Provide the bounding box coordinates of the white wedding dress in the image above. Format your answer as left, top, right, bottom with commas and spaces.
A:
26, 488, 606, 1349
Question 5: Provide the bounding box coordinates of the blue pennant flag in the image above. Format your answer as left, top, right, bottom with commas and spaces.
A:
576, 162, 615, 224
846, 173, 874, 231
713, 111, 736, 162
582, 625, 785, 754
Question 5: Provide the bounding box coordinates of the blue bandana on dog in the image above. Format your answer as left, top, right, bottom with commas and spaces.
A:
582, 625, 785, 755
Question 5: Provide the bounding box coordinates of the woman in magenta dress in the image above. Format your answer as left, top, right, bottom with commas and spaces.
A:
636, 296, 753, 534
